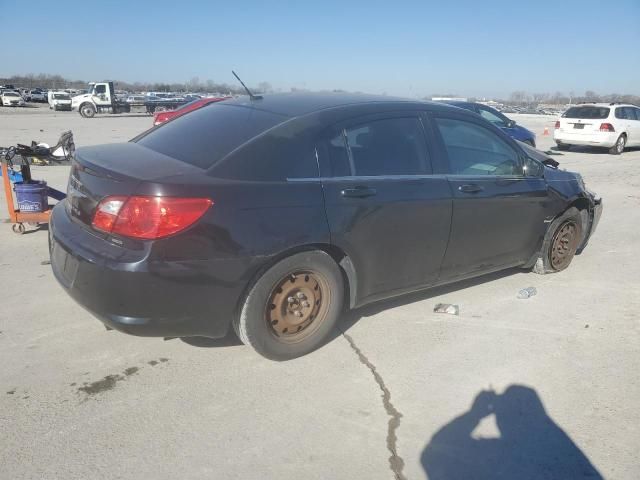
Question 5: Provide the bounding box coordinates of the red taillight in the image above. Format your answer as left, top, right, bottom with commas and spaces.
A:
554, 121, 560, 129
92, 196, 212, 239
599, 123, 615, 132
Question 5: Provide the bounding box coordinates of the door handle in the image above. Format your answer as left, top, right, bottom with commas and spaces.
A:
341, 186, 377, 198
458, 184, 484, 193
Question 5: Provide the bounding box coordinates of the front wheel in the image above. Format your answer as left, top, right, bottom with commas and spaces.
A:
533, 207, 583, 274
234, 251, 344, 360
79, 103, 96, 118
609, 135, 626, 155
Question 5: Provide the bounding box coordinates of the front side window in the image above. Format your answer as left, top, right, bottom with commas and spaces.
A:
478, 107, 507, 127
435, 117, 521, 176
327, 117, 430, 177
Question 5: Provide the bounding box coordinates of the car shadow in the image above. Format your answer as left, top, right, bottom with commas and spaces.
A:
550, 145, 640, 154
181, 267, 527, 351
180, 334, 243, 348
421, 385, 603, 479
333, 267, 526, 340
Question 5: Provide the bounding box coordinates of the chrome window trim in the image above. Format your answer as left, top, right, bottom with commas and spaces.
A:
287, 174, 529, 183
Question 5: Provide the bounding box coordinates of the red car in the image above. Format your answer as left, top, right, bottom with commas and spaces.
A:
152, 97, 228, 126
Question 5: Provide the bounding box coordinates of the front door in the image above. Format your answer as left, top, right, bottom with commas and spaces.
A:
318, 114, 452, 305
430, 114, 550, 282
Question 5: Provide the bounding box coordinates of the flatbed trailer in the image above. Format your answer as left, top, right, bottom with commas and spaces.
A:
71, 82, 189, 118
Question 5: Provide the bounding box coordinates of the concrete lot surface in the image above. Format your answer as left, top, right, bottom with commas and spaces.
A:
1, 107, 639, 479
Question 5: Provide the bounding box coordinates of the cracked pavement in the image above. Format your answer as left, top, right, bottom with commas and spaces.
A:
2, 109, 639, 479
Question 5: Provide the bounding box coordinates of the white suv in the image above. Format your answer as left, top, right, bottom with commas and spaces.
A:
554, 103, 640, 155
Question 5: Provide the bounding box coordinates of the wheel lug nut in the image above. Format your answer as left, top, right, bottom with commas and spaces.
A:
296, 292, 306, 299
287, 297, 295, 303
295, 311, 303, 317
302, 301, 310, 308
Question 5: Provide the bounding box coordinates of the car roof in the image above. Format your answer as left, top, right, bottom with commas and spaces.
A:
220, 92, 451, 118
570, 103, 636, 108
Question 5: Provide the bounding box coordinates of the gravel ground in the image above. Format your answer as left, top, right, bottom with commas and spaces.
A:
1, 108, 639, 479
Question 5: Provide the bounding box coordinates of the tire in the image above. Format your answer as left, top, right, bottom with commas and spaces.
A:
234, 251, 344, 360
556, 143, 570, 151
533, 207, 583, 274
609, 134, 626, 155
79, 103, 96, 118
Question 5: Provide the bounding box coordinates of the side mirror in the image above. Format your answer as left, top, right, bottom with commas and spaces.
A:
506, 120, 516, 128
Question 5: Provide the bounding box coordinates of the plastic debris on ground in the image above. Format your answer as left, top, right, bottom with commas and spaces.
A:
434, 303, 459, 315
517, 287, 537, 299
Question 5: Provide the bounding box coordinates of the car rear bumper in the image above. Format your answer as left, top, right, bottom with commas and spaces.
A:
554, 130, 618, 147
49, 202, 240, 339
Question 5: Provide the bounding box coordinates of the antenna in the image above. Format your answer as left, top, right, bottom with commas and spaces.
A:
232, 71, 262, 100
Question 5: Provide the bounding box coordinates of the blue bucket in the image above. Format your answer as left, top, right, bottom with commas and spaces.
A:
14, 181, 48, 213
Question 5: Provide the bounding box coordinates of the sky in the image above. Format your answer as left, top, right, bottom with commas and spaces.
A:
2, 0, 639, 98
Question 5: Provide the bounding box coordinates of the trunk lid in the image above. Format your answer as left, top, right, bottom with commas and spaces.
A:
558, 105, 610, 135
66, 142, 206, 228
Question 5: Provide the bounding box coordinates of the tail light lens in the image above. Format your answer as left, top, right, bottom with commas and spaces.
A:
92, 196, 212, 239
154, 113, 169, 125
599, 123, 615, 132
554, 121, 560, 129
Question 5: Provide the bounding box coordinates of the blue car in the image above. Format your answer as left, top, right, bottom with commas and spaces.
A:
444, 101, 537, 147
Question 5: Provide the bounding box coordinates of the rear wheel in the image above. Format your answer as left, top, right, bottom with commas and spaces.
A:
234, 251, 344, 360
79, 103, 96, 118
609, 135, 626, 155
533, 207, 583, 274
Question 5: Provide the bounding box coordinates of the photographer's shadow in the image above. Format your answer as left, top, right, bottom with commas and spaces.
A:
421, 385, 602, 480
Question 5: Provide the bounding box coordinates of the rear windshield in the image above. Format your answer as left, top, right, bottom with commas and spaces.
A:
136, 103, 288, 169
563, 106, 610, 119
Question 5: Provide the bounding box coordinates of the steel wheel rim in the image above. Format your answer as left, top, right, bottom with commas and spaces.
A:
549, 220, 579, 270
265, 270, 331, 344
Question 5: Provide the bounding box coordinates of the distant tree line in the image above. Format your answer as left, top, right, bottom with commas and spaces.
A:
0, 73, 275, 95
430, 90, 640, 106
506, 90, 640, 106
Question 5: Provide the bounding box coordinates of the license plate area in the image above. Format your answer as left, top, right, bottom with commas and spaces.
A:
573, 123, 585, 129
52, 242, 79, 287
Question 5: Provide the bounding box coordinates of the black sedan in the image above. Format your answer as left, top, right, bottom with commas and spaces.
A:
50, 93, 602, 360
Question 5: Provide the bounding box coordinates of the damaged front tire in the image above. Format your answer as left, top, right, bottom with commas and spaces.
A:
533, 207, 583, 275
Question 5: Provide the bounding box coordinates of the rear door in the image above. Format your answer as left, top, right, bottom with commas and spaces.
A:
619, 107, 640, 145
318, 113, 452, 305
430, 113, 550, 281
631, 108, 640, 146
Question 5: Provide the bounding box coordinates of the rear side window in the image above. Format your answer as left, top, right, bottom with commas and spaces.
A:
137, 104, 288, 169
327, 117, 430, 176
619, 107, 638, 120
435, 117, 521, 176
563, 106, 610, 119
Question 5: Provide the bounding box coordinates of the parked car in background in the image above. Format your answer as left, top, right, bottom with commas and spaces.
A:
48, 91, 72, 111
554, 103, 640, 155
1, 91, 25, 106
153, 96, 228, 125
125, 95, 147, 104
30, 90, 46, 102
50, 94, 602, 360
443, 101, 537, 146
